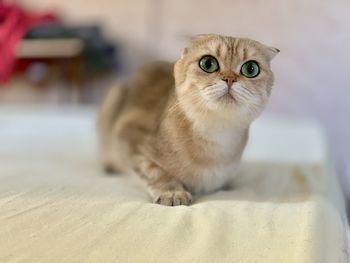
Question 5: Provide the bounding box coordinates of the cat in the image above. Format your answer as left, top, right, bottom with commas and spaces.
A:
98, 34, 279, 206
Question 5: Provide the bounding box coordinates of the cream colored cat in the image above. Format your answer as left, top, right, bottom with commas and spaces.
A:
98, 34, 279, 206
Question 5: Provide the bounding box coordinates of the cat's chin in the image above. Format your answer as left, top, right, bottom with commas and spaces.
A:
218, 93, 237, 105
205, 94, 238, 112
203, 99, 261, 127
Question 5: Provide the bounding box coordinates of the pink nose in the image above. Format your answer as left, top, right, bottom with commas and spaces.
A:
222, 77, 236, 88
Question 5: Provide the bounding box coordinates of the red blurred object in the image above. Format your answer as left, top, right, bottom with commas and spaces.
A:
0, 3, 58, 84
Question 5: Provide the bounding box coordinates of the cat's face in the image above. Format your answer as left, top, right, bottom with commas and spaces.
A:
174, 34, 279, 126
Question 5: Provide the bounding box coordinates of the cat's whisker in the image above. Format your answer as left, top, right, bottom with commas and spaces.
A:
233, 86, 254, 101
238, 85, 254, 95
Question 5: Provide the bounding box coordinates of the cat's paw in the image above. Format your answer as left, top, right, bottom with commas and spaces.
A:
155, 191, 192, 206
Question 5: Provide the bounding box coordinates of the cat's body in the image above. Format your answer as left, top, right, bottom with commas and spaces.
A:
98, 34, 278, 206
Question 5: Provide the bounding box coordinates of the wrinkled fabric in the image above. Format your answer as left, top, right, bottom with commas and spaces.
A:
0, 107, 349, 263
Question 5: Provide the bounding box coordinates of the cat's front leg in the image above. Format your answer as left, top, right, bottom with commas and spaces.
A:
135, 155, 192, 206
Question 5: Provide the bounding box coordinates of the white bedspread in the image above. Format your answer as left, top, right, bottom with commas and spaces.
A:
0, 106, 349, 263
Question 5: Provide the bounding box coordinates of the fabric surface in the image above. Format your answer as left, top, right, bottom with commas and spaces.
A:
0, 106, 349, 263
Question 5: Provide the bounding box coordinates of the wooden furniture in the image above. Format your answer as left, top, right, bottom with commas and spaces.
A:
16, 38, 86, 102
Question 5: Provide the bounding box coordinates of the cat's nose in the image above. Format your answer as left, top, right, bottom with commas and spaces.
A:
222, 77, 236, 88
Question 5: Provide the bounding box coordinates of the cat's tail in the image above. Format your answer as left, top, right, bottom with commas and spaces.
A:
97, 83, 128, 173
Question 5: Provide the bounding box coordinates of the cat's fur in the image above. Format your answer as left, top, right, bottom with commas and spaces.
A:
98, 34, 278, 206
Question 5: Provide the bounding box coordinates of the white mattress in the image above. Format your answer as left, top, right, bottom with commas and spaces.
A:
0, 106, 349, 263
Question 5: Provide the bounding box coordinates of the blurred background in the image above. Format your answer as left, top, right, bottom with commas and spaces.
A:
1, 1, 349, 204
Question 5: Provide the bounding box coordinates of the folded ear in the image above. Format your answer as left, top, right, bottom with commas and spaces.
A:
178, 34, 206, 58
180, 47, 189, 59
177, 34, 192, 59
178, 33, 217, 58
265, 46, 280, 60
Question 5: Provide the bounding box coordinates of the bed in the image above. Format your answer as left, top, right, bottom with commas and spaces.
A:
0, 106, 349, 262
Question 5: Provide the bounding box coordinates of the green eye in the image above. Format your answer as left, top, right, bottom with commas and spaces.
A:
240, 61, 260, 78
199, 55, 219, 73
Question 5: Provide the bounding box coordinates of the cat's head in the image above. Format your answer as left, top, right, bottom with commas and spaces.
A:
174, 34, 279, 127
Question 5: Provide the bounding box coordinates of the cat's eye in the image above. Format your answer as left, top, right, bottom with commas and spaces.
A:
199, 55, 219, 73
240, 61, 260, 78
